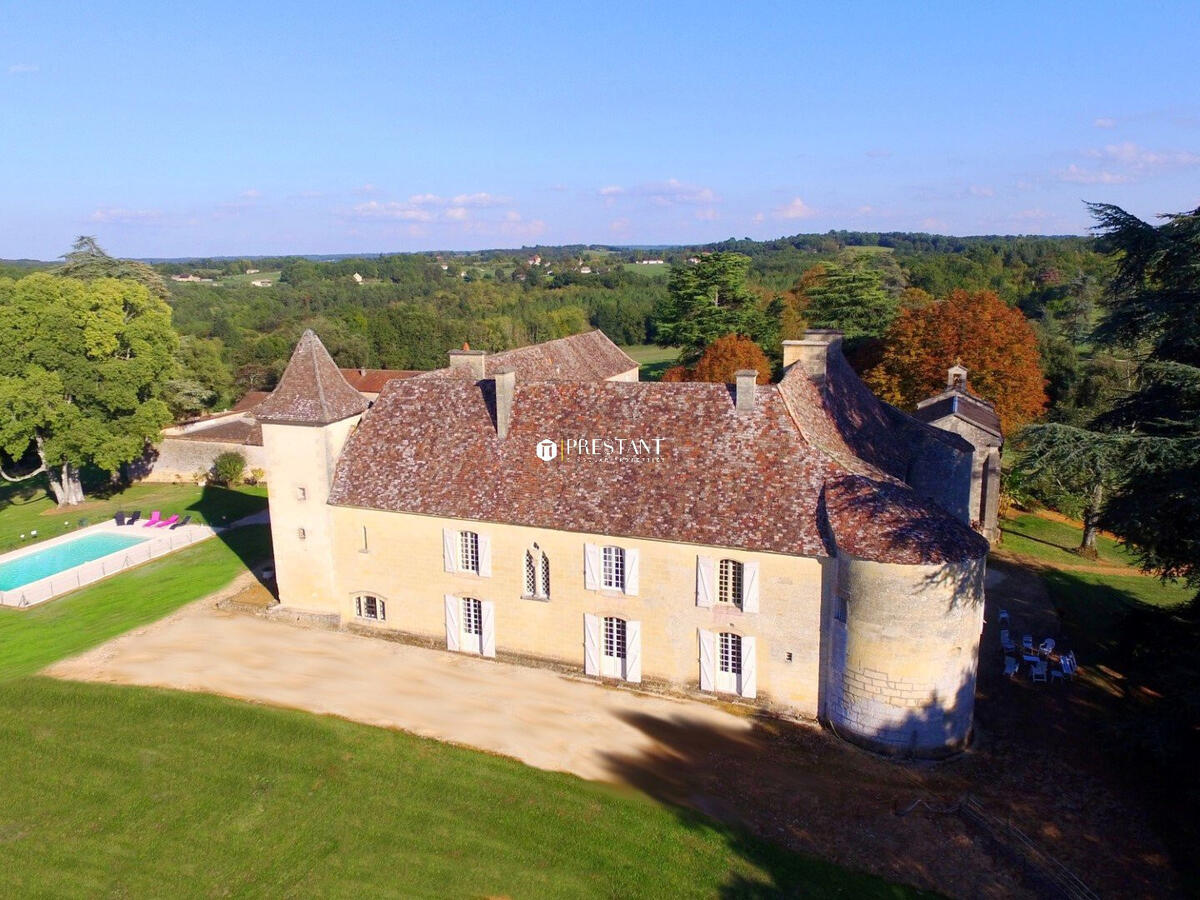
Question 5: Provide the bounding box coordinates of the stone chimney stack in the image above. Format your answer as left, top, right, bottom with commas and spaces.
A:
735, 370, 757, 413
782, 329, 844, 382
494, 368, 515, 439
449, 347, 486, 379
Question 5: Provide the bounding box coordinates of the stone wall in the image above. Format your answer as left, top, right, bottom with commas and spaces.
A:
142, 438, 266, 483
826, 553, 985, 757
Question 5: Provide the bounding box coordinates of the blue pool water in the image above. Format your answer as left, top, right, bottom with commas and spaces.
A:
0, 532, 148, 590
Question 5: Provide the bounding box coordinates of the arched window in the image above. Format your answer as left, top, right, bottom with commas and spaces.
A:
354, 594, 386, 621
524, 547, 551, 599
718, 559, 744, 608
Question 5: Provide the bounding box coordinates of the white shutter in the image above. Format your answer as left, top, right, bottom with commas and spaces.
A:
625, 619, 642, 683
698, 629, 715, 692
696, 556, 715, 608
583, 613, 600, 675
742, 561, 760, 613
443, 529, 457, 573
478, 534, 492, 577
444, 594, 460, 651
740, 636, 757, 699
583, 543, 600, 590
624, 548, 639, 595
481, 601, 496, 658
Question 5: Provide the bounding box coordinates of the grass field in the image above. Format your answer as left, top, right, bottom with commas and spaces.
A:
0, 518, 917, 897
0, 525, 272, 680
999, 512, 1138, 568
0, 482, 268, 554
219, 269, 282, 287
621, 262, 672, 278
621, 344, 680, 381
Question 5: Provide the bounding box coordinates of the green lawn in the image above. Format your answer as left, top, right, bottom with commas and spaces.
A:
621, 262, 672, 278
0, 525, 272, 680
621, 344, 681, 381
219, 269, 282, 286
0, 482, 267, 554
0, 518, 919, 898
999, 512, 1140, 568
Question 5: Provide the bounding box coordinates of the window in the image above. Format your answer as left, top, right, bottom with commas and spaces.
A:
459, 531, 480, 574
296, 528, 306, 540
296, 486, 307, 501
462, 597, 482, 636
603, 617, 627, 660
719, 632, 742, 676
524, 548, 551, 599
602, 546, 625, 591
718, 559, 744, 608
355, 595, 385, 621
360, 525, 369, 553
835, 594, 848, 624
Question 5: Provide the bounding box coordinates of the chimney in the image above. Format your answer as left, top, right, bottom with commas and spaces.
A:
782, 329, 844, 382
735, 370, 757, 413
494, 368, 515, 439
449, 348, 486, 379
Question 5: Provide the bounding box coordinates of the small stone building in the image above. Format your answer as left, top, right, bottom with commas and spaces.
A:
914, 365, 1004, 542
259, 328, 989, 757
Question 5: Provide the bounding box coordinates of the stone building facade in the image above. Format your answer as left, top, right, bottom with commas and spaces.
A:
260, 329, 988, 757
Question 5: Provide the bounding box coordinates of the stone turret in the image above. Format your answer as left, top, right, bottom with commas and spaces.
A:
259, 330, 366, 612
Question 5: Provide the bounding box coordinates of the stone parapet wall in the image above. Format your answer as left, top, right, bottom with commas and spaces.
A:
142, 438, 267, 483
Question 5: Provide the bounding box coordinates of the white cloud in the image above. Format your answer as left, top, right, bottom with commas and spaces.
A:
408, 193, 444, 205
444, 206, 469, 221
694, 207, 718, 221
354, 183, 381, 196
968, 184, 995, 197
609, 217, 631, 233
451, 192, 508, 207
504, 210, 522, 222
89, 207, 162, 224
240, 188, 262, 199
352, 201, 435, 221
855, 205, 874, 215
752, 212, 765, 223
598, 185, 625, 197
1093, 117, 1116, 129
8, 63, 38, 74
773, 197, 816, 220
1059, 164, 1132, 185
636, 178, 717, 206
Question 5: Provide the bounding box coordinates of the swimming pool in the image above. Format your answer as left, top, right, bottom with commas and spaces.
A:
0, 532, 149, 591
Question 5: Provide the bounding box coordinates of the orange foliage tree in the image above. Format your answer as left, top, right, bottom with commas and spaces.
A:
863, 289, 1047, 431
661, 334, 772, 384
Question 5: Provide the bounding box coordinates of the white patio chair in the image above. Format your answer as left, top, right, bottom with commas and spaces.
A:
1022, 634, 1034, 651
1031, 661, 1048, 683
1050, 667, 1065, 683
1003, 656, 1019, 678
1039, 637, 1056, 654
998, 609, 1010, 627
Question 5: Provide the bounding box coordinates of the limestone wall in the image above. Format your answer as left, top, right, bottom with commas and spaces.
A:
142, 438, 266, 483
320, 506, 829, 716
826, 553, 985, 756
903, 428, 974, 525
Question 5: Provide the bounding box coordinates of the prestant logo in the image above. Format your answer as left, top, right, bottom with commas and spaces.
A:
534, 436, 666, 464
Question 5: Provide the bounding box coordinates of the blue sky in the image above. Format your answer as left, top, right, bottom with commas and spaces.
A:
2, 1, 1198, 257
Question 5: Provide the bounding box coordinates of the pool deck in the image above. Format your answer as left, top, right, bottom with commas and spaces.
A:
0, 517, 223, 608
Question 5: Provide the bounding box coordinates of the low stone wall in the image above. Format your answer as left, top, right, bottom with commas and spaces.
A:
141, 438, 267, 484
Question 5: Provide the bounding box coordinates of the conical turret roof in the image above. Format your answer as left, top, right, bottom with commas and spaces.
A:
256, 330, 368, 425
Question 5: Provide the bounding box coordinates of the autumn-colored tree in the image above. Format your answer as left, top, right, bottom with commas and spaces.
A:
661, 334, 772, 385
863, 289, 1046, 431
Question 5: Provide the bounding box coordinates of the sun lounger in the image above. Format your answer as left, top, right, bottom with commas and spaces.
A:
143, 511, 162, 527
126, 510, 141, 526
1031, 660, 1048, 683
157, 514, 179, 528
170, 514, 191, 530
114, 510, 126, 526
1000, 630, 1016, 653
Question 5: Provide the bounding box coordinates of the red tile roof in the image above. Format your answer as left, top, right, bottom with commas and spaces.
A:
327, 358, 987, 564
338, 368, 422, 393
232, 391, 270, 412
256, 330, 368, 425
172, 417, 263, 447
416, 330, 639, 382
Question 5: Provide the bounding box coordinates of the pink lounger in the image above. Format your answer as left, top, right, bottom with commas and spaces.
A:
157, 514, 179, 528
143, 511, 162, 527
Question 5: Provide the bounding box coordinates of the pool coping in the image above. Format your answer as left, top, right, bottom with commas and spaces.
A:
0, 518, 221, 608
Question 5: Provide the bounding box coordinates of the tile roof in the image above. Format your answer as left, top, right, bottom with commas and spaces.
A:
232, 391, 270, 412
172, 417, 263, 447
914, 391, 1003, 438
255, 330, 368, 426
416, 330, 639, 382
339, 368, 422, 393
327, 353, 986, 564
